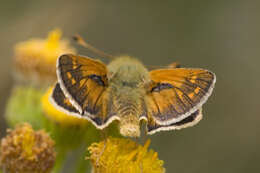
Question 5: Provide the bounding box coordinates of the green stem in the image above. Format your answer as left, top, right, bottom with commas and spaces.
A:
73, 145, 90, 173
52, 148, 68, 173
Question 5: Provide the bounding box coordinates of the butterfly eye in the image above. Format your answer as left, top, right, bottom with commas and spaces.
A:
88, 74, 106, 86
151, 83, 173, 92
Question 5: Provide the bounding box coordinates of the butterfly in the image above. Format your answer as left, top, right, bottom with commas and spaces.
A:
50, 54, 216, 137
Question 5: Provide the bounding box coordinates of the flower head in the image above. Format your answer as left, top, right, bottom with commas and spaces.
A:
88, 137, 165, 173
0, 123, 56, 173
14, 29, 76, 85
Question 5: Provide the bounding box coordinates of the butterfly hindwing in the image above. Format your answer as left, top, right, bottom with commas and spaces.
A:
56, 54, 118, 128
51, 83, 80, 115
146, 68, 215, 125
147, 108, 203, 135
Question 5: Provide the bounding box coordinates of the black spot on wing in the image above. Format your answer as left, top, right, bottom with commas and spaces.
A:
151, 83, 173, 92
88, 74, 106, 86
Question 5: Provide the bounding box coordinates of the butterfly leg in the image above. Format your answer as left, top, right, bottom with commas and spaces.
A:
100, 129, 108, 140
95, 129, 108, 168
140, 122, 148, 145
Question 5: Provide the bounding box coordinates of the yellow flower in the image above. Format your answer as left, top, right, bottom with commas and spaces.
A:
14, 29, 76, 85
0, 123, 56, 173
88, 137, 165, 173
41, 87, 89, 126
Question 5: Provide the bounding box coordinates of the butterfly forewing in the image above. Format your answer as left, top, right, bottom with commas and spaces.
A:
56, 54, 115, 127
147, 68, 215, 125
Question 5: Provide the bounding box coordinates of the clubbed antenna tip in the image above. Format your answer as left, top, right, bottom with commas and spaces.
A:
72, 34, 115, 59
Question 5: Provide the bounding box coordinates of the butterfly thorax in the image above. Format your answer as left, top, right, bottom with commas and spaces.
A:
107, 56, 150, 84
107, 56, 150, 137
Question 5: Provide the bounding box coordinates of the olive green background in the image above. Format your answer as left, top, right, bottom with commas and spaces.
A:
0, 0, 260, 172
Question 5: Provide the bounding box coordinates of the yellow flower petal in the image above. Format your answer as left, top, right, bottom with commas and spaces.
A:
88, 137, 165, 173
45, 29, 62, 51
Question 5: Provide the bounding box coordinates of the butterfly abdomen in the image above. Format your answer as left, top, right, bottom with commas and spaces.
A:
117, 104, 142, 137
112, 88, 144, 137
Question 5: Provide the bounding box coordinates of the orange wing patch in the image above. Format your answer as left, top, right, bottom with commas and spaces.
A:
146, 68, 215, 125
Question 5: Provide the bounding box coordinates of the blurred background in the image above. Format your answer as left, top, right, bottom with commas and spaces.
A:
0, 0, 260, 172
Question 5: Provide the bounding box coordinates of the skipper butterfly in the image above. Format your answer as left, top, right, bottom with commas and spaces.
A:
50, 52, 215, 137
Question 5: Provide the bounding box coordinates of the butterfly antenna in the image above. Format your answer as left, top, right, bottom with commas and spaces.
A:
73, 34, 115, 59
